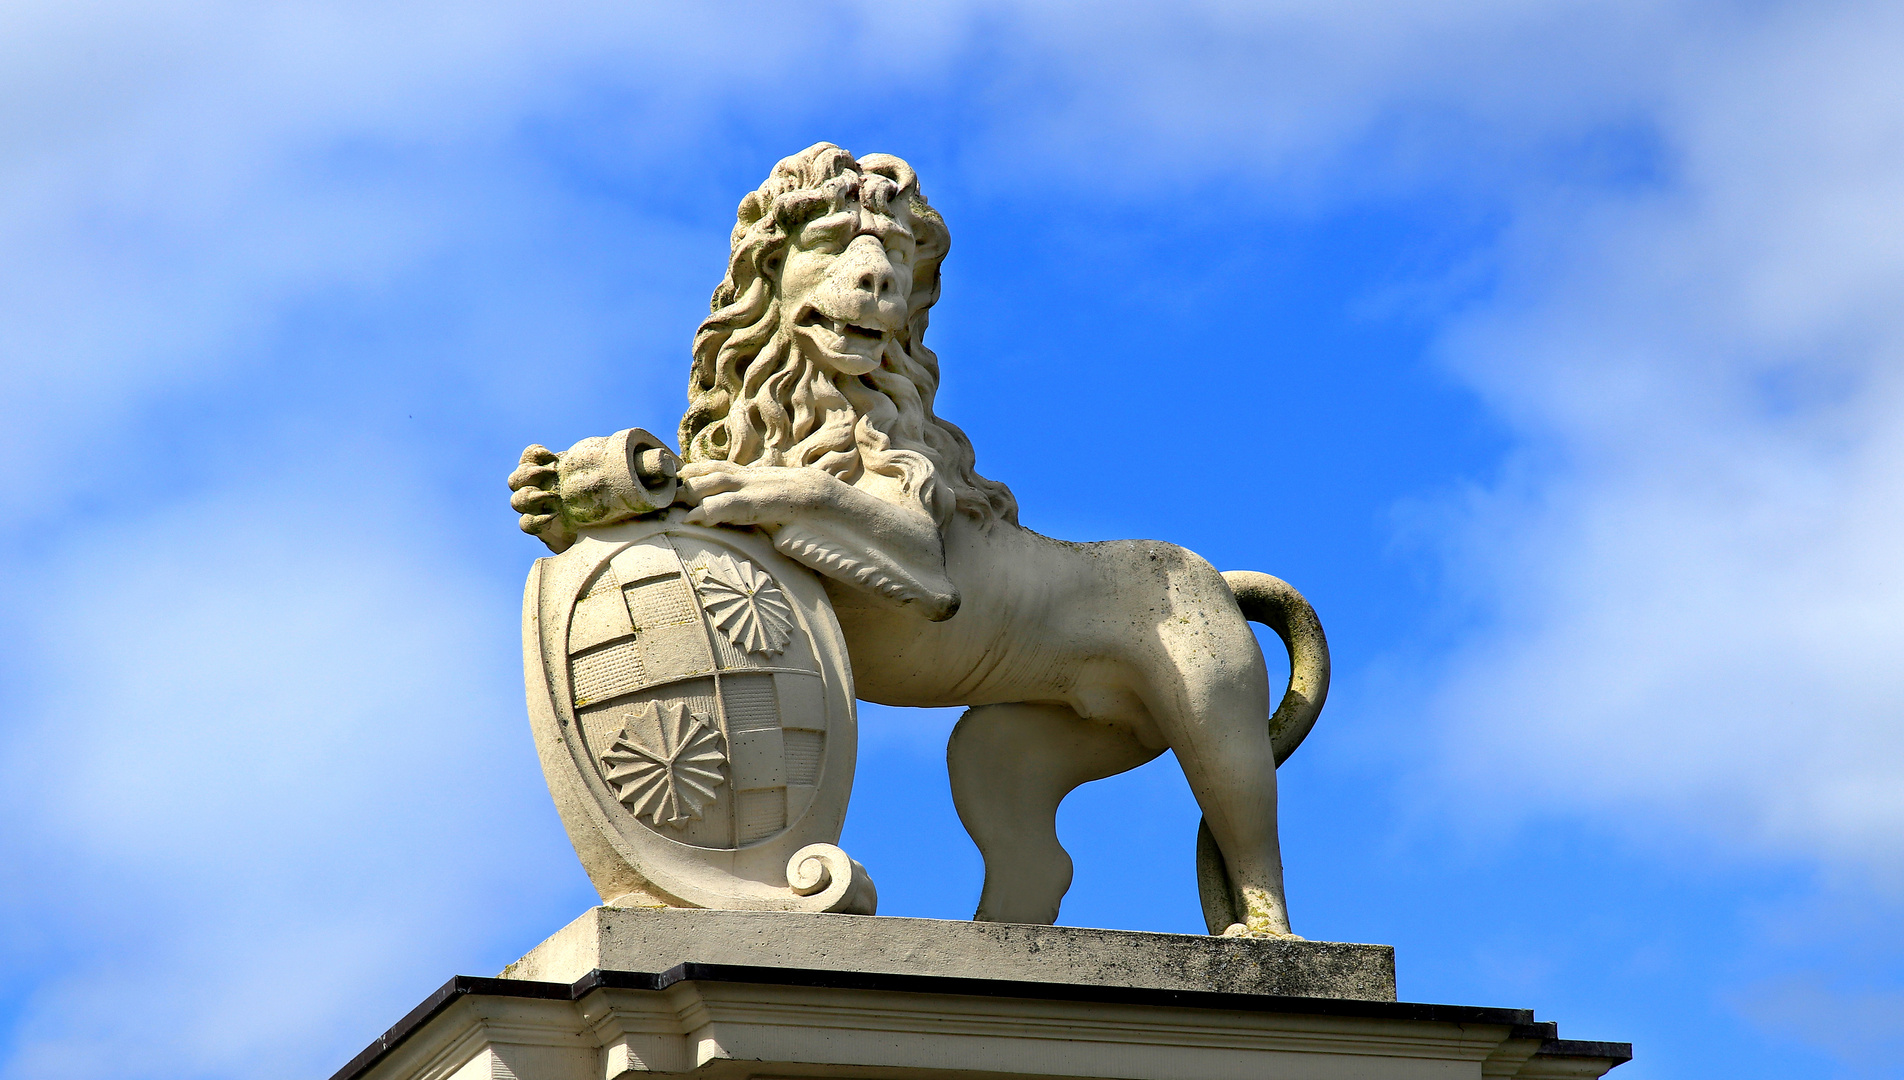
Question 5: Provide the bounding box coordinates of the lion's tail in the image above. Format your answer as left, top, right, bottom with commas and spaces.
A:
1225, 570, 1330, 765
1195, 571, 1330, 934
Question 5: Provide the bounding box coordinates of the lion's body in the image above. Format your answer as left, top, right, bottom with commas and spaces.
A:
823, 516, 1290, 929
513, 143, 1324, 936
831, 519, 1265, 738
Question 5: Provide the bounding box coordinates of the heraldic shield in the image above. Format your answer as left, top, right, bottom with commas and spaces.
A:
523, 516, 876, 914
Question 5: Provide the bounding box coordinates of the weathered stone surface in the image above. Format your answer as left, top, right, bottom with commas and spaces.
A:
508, 142, 1333, 939
501, 906, 1397, 1001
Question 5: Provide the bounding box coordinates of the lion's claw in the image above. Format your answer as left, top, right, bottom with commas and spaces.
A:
510, 486, 560, 515
508, 443, 576, 553
509, 463, 557, 490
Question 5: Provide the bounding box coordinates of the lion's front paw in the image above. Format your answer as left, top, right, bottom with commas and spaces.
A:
509, 444, 576, 553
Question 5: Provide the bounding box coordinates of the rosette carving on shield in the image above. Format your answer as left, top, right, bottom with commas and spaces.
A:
693, 553, 796, 657
600, 703, 727, 828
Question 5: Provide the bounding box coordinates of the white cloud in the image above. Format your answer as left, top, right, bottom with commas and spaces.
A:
0, 389, 721, 1072
898, 0, 1904, 874
0, 7, 891, 1076
1737, 976, 1904, 1074
0, 0, 835, 468
1423, 1, 1904, 872
0, 450, 575, 1079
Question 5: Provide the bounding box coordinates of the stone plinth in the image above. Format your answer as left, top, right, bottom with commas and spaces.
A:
331, 912, 1629, 1080
502, 907, 1396, 1001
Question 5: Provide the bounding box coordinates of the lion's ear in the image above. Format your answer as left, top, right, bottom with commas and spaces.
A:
909, 199, 949, 274
737, 191, 765, 225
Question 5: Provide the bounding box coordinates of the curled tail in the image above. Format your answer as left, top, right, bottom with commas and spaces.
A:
1227, 571, 1330, 765
1196, 571, 1331, 935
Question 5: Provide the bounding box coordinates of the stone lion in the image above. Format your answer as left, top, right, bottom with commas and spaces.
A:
509, 143, 1329, 937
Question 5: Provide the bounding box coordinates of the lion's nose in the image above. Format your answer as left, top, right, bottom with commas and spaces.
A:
856, 269, 894, 298
846, 239, 898, 301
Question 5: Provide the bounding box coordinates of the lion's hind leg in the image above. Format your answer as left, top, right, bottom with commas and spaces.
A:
947, 703, 1159, 925
1129, 553, 1300, 939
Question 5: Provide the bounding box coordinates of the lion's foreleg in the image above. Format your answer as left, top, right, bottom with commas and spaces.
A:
948, 703, 1158, 925
771, 518, 959, 621
679, 461, 962, 621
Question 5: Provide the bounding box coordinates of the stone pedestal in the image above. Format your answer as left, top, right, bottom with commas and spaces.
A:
332, 909, 1628, 1080
503, 907, 1397, 1001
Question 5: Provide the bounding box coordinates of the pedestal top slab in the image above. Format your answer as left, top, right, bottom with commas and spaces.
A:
501, 906, 1396, 1001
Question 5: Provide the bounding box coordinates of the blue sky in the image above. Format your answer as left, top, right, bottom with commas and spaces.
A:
3, 2, 1902, 1077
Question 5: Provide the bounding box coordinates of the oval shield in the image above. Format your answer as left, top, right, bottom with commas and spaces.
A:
523, 516, 874, 913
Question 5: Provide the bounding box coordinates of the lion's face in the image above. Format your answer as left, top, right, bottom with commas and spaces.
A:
684, 143, 1018, 529
776, 201, 918, 377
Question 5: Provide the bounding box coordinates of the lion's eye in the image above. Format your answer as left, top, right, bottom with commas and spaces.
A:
800, 219, 853, 252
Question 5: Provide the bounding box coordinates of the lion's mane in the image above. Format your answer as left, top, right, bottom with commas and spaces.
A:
680, 143, 1018, 530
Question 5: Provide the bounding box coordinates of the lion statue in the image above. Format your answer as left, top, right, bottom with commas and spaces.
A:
508, 143, 1329, 937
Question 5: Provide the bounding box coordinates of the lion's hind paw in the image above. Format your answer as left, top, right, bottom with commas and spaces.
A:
1220, 922, 1306, 941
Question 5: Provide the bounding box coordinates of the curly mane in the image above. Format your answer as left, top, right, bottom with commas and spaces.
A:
680, 143, 1017, 529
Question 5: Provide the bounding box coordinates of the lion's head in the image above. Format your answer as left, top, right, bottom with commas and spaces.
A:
680, 143, 1017, 529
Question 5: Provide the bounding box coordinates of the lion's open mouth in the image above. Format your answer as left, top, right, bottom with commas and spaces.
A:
797, 308, 888, 347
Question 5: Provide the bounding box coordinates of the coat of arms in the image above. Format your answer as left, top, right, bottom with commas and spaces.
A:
523, 512, 874, 914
